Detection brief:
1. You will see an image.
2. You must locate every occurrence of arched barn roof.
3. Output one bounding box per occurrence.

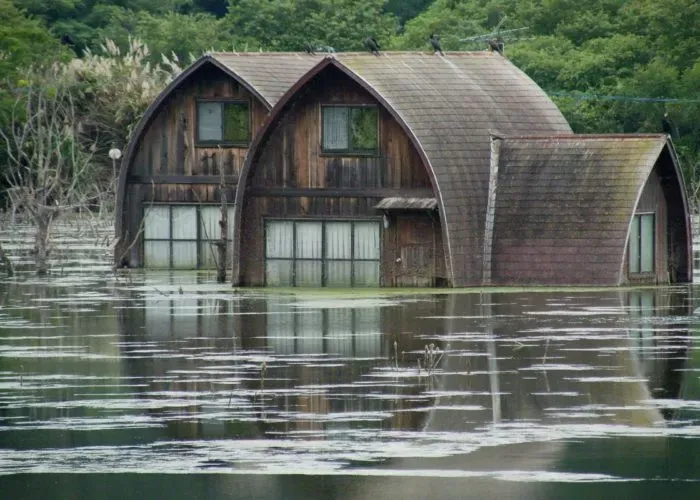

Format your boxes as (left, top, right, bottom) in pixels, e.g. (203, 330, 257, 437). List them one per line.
(490, 134, 691, 285)
(115, 53, 324, 255)
(233, 52, 572, 285)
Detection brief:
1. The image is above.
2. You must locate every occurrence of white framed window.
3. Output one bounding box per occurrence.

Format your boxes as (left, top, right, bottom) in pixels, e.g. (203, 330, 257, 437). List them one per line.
(265, 219, 381, 287)
(142, 205, 234, 269)
(629, 213, 655, 274)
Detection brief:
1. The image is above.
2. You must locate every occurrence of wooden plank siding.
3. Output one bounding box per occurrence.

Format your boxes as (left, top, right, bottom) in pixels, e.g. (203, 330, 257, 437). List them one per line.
(238, 67, 445, 286)
(623, 166, 668, 285)
(118, 65, 267, 266)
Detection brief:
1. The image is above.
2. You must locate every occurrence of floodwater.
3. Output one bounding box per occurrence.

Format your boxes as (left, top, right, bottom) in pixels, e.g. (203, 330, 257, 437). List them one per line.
(1, 224, 700, 498)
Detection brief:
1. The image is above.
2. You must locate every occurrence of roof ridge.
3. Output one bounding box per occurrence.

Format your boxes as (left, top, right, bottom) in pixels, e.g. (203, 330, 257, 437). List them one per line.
(504, 133, 667, 140)
(211, 51, 496, 57)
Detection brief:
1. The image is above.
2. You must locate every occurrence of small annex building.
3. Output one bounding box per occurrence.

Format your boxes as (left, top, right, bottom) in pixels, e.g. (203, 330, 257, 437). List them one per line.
(116, 51, 692, 287)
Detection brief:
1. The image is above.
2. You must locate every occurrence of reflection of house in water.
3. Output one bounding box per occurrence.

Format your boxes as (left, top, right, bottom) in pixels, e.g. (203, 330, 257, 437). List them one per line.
(117, 284, 693, 443)
(118, 280, 444, 438)
(347, 289, 694, 499)
(423, 291, 691, 432)
(628, 289, 692, 414)
(265, 301, 382, 358)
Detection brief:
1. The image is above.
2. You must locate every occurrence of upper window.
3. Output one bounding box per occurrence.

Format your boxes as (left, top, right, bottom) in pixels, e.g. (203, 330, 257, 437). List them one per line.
(322, 105, 378, 154)
(629, 213, 655, 274)
(197, 100, 250, 145)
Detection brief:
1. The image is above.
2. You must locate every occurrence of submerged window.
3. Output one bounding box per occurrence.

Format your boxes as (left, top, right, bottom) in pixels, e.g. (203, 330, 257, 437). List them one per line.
(629, 213, 655, 274)
(143, 205, 234, 269)
(197, 101, 250, 145)
(265, 220, 381, 287)
(322, 106, 378, 154)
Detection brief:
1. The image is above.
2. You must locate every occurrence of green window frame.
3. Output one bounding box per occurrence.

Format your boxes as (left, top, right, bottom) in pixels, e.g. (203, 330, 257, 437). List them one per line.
(321, 105, 378, 155)
(629, 213, 655, 274)
(142, 204, 234, 269)
(196, 100, 250, 146)
(264, 219, 381, 287)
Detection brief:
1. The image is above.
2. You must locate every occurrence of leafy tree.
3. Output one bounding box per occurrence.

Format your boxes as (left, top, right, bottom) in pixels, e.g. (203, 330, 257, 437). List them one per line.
(224, 0, 399, 52)
(0, 0, 67, 202)
(95, 9, 229, 60)
(61, 38, 180, 185)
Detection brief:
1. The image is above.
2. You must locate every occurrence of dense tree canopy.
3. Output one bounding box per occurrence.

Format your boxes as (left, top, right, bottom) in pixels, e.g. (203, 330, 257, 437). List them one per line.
(2, 0, 699, 205)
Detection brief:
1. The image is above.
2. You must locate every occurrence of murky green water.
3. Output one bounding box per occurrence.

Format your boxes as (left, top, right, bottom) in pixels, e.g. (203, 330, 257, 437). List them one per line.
(1, 269, 700, 498)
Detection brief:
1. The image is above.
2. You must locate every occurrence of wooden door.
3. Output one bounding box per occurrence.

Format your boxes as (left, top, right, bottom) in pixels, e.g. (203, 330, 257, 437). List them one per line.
(394, 214, 435, 287)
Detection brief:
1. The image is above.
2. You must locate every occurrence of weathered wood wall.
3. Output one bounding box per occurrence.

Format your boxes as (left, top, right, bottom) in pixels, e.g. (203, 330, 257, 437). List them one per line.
(623, 165, 668, 285)
(239, 67, 444, 286)
(120, 65, 267, 266)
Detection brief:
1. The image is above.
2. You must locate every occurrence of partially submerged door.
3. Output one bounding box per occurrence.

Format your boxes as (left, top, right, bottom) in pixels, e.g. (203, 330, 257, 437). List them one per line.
(393, 214, 435, 287)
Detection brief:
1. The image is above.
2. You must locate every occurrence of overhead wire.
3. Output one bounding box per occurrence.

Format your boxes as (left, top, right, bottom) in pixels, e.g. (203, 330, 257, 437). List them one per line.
(547, 91, 700, 104)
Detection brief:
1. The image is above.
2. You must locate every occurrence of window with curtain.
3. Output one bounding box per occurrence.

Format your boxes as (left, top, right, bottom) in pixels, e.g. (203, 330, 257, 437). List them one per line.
(197, 101, 250, 145)
(629, 213, 655, 274)
(322, 106, 378, 154)
(265, 220, 381, 287)
(142, 205, 234, 269)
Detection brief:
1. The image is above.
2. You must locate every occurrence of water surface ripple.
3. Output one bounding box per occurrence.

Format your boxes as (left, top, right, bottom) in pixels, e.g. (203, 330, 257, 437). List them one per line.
(1, 271, 700, 497)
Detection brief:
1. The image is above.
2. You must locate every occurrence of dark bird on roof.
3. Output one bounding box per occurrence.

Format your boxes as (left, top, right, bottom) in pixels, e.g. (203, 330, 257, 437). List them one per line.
(429, 34, 444, 56)
(303, 42, 315, 55)
(487, 37, 504, 55)
(364, 36, 380, 55)
(662, 112, 676, 137)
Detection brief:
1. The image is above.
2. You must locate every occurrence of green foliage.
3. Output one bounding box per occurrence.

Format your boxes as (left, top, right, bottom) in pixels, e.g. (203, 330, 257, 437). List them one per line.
(224, 0, 399, 52)
(2, 0, 700, 206)
(0, 0, 66, 119)
(350, 107, 378, 151)
(59, 38, 179, 182)
(223, 102, 249, 143)
(95, 9, 229, 61)
(392, 0, 700, 205)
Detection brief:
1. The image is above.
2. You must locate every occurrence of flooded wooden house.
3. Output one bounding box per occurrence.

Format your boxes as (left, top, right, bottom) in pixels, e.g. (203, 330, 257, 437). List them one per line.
(115, 53, 321, 269)
(117, 52, 692, 287)
(231, 53, 575, 287)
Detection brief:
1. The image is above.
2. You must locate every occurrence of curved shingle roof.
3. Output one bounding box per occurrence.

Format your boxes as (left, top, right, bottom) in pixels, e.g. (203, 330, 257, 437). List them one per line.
(233, 53, 572, 285)
(490, 134, 687, 285)
(211, 52, 325, 107)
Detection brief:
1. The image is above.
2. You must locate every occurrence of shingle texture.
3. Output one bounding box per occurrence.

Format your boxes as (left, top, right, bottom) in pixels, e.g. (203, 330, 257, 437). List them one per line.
(491, 135, 668, 285)
(233, 52, 571, 285)
(212, 52, 324, 107)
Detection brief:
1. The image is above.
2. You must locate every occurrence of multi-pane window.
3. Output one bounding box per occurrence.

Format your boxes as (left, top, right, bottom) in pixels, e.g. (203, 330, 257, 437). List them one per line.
(143, 205, 234, 269)
(629, 213, 655, 274)
(197, 101, 250, 145)
(322, 105, 378, 154)
(265, 220, 381, 287)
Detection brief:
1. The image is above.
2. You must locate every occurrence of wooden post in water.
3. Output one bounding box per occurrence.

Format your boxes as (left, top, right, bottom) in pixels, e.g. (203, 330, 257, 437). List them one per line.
(216, 149, 228, 283)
